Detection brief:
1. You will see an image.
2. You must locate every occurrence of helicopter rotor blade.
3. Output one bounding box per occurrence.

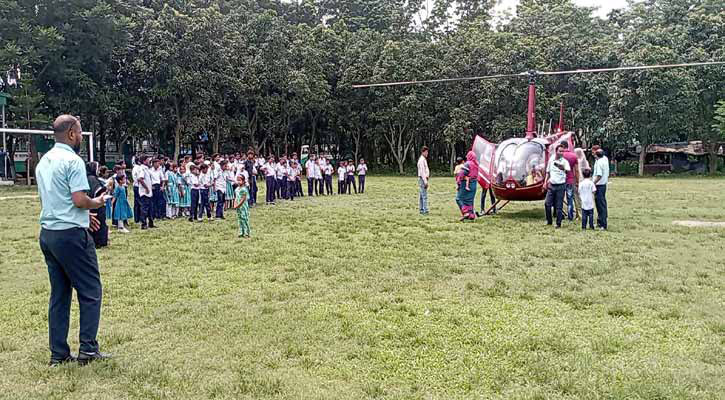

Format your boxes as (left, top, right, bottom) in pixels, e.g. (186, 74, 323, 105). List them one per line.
(535, 61, 725, 76)
(351, 72, 525, 88)
(352, 61, 725, 89)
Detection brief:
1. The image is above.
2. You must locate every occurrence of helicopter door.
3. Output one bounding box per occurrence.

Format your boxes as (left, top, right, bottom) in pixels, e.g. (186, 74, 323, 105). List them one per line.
(471, 135, 496, 187)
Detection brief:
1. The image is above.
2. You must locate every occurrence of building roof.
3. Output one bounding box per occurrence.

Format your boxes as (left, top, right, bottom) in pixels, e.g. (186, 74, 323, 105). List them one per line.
(646, 141, 705, 156)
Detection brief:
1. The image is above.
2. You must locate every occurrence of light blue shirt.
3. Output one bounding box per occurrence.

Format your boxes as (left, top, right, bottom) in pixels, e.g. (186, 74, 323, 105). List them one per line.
(593, 156, 610, 186)
(36, 143, 90, 230)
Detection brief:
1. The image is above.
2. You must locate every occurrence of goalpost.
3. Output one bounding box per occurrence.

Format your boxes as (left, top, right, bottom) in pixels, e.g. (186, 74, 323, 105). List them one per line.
(0, 128, 95, 183)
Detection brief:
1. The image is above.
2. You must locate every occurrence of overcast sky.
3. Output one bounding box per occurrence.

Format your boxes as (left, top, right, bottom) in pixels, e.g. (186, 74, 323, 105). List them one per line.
(493, 0, 631, 18)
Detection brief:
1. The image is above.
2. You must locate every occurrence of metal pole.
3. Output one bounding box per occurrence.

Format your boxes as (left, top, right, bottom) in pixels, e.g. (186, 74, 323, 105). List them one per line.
(2, 103, 6, 180)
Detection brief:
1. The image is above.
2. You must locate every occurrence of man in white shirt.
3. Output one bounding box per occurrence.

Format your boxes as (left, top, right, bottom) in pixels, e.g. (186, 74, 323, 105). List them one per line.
(150, 159, 164, 220)
(592, 145, 610, 230)
(314, 157, 324, 195)
(306, 154, 317, 196)
(214, 161, 227, 219)
(544, 144, 571, 228)
(417, 146, 430, 215)
(276, 158, 287, 200)
(137, 156, 155, 229)
(345, 159, 357, 194)
(357, 159, 368, 194)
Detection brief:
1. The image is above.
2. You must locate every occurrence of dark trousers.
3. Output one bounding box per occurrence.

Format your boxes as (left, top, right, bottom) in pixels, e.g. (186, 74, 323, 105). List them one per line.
(216, 190, 225, 218)
(40, 228, 102, 359)
(338, 179, 345, 194)
(133, 186, 141, 223)
(200, 189, 211, 218)
(250, 176, 258, 205)
(480, 187, 496, 214)
(296, 180, 304, 197)
(346, 175, 357, 194)
(287, 181, 295, 200)
(265, 176, 276, 203)
(138, 195, 154, 228)
(190, 189, 200, 220)
(152, 184, 163, 219)
(89, 208, 108, 248)
(307, 178, 316, 196)
(358, 175, 366, 193)
(582, 209, 595, 230)
(325, 175, 334, 194)
(595, 184, 608, 229)
(317, 178, 324, 195)
(545, 183, 566, 227)
(277, 179, 285, 199)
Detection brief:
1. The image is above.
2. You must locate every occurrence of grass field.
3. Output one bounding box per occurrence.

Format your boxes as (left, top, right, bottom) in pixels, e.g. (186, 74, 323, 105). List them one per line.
(1, 176, 724, 400)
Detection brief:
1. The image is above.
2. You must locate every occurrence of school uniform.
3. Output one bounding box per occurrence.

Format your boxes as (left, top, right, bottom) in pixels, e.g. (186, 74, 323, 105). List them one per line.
(346, 165, 357, 194)
(276, 163, 287, 200)
(131, 164, 143, 223)
(138, 165, 155, 228)
(188, 173, 202, 221)
(199, 172, 213, 219)
(287, 167, 297, 201)
(214, 168, 227, 219)
(244, 159, 257, 205)
(338, 166, 346, 194)
(150, 167, 164, 219)
(306, 160, 317, 196)
(295, 163, 304, 197)
(263, 162, 277, 204)
(324, 165, 334, 195)
(357, 163, 368, 193)
(314, 162, 324, 195)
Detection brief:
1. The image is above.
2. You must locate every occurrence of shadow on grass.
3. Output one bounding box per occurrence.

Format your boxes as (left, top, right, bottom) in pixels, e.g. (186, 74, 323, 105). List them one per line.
(495, 208, 542, 221)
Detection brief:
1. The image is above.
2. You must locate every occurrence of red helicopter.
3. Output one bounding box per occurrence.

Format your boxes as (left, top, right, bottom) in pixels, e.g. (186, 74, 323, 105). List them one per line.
(353, 61, 725, 214)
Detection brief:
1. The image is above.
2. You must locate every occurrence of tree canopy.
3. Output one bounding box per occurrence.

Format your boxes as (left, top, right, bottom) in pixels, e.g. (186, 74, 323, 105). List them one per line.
(1, 0, 723, 173)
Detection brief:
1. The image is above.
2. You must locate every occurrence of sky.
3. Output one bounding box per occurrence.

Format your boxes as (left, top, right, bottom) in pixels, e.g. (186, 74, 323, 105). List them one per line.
(493, 0, 631, 18)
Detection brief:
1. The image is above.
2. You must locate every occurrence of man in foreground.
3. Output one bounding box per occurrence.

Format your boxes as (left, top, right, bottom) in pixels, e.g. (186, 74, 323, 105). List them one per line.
(36, 115, 112, 366)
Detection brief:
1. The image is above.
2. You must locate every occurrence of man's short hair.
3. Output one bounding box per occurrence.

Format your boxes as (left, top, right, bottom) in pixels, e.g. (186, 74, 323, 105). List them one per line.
(558, 143, 567, 150)
(139, 155, 149, 164)
(596, 149, 605, 157)
(52, 115, 79, 138)
(421, 146, 429, 153)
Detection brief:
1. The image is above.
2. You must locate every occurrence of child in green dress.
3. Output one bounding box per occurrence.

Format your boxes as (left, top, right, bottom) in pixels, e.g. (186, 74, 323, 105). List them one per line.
(234, 174, 251, 238)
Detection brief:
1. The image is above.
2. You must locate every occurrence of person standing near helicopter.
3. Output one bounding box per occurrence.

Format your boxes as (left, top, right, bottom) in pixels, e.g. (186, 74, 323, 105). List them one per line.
(544, 144, 570, 228)
(592, 146, 609, 230)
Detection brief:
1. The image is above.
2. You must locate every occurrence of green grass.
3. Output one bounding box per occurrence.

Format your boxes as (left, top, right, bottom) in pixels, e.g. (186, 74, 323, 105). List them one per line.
(1, 176, 724, 399)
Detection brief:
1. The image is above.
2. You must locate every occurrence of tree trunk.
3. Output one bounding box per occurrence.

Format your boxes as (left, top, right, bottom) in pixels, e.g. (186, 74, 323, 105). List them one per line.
(709, 142, 718, 175)
(98, 115, 106, 165)
(173, 98, 182, 161)
(213, 120, 220, 154)
(638, 145, 646, 176)
(449, 143, 455, 174)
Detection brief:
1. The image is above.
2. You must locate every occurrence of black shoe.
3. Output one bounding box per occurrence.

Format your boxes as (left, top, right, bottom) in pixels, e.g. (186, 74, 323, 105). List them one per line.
(141, 225, 148, 230)
(49, 355, 76, 367)
(148, 225, 157, 229)
(78, 350, 112, 366)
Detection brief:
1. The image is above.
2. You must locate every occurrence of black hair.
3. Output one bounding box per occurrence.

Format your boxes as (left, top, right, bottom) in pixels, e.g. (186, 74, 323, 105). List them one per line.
(583, 168, 592, 178)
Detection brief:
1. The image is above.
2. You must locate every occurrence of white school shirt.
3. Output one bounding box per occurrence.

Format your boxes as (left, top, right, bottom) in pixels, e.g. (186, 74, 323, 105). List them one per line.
(138, 165, 153, 197)
(264, 162, 277, 177)
(287, 167, 297, 181)
(578, 178, 597, 210)
(275, 163, 287, 179)
(188, 173, 202, 190)
(357, 163, 367, 175)
(313, 162, 322, 179)
(214, 169, 227, 191)
(338, 167, 346, 181)
(150, 167, 163, 185)
(547, 157, 570, 185)
(131, 164, 142, 188)
(324, 165, 333, 176)
(199, 172, 212, 188)
(305, 160, 315, 177)
(346, 165, 355, 176)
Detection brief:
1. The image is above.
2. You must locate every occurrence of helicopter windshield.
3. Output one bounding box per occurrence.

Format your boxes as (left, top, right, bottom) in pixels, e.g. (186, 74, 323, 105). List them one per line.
(494, 139, 546, 186)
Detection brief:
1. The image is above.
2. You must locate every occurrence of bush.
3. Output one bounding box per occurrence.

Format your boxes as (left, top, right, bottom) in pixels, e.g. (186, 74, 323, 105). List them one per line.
(617, 160, 639, 176)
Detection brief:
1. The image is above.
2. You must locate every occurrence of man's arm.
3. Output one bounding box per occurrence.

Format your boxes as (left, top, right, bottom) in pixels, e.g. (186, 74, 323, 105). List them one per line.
(71, 191, 105, 210)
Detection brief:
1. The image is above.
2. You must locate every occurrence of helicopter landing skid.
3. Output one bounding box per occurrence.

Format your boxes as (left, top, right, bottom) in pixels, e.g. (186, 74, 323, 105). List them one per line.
(484, 200, 509, 216)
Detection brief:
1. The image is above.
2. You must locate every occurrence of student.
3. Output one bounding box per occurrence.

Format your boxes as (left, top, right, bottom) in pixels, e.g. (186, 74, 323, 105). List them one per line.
(263, 156, 277, 205)
(234, 175, 251, 238)
(276, 158, 287, 200)
(306, 154, 317, 196)
(346, 159, 357, 194)
(214, 161, 227, 219)
(324, 162, 334, 195)
(357, 158, 368, 194)
(578, 168, 596, 230)
(246, 152, 258, 206)
(105, 177, 114, 225)
(112, 175, 133, 233)
(165, 163, 181, 219)
(131, 158, 143, 224)
(188, 165, 202, 222)
(315, 158, 324, 195)
(337, 161, 347, 194)
(287, 161, 298, 201)
(137, 156, 155, 229)
(150, 159, 164, 220)
(178, 164, 191, 217)
(199, 164, 213, 221)
(225, 163, 235, 210)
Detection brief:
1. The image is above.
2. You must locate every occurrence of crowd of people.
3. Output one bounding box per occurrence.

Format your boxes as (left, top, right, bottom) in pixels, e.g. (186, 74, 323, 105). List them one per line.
(87, 151, 369, 241)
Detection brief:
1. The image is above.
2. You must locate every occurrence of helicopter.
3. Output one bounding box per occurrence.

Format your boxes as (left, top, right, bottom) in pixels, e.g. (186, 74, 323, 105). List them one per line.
(353, 61, 725, 214)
